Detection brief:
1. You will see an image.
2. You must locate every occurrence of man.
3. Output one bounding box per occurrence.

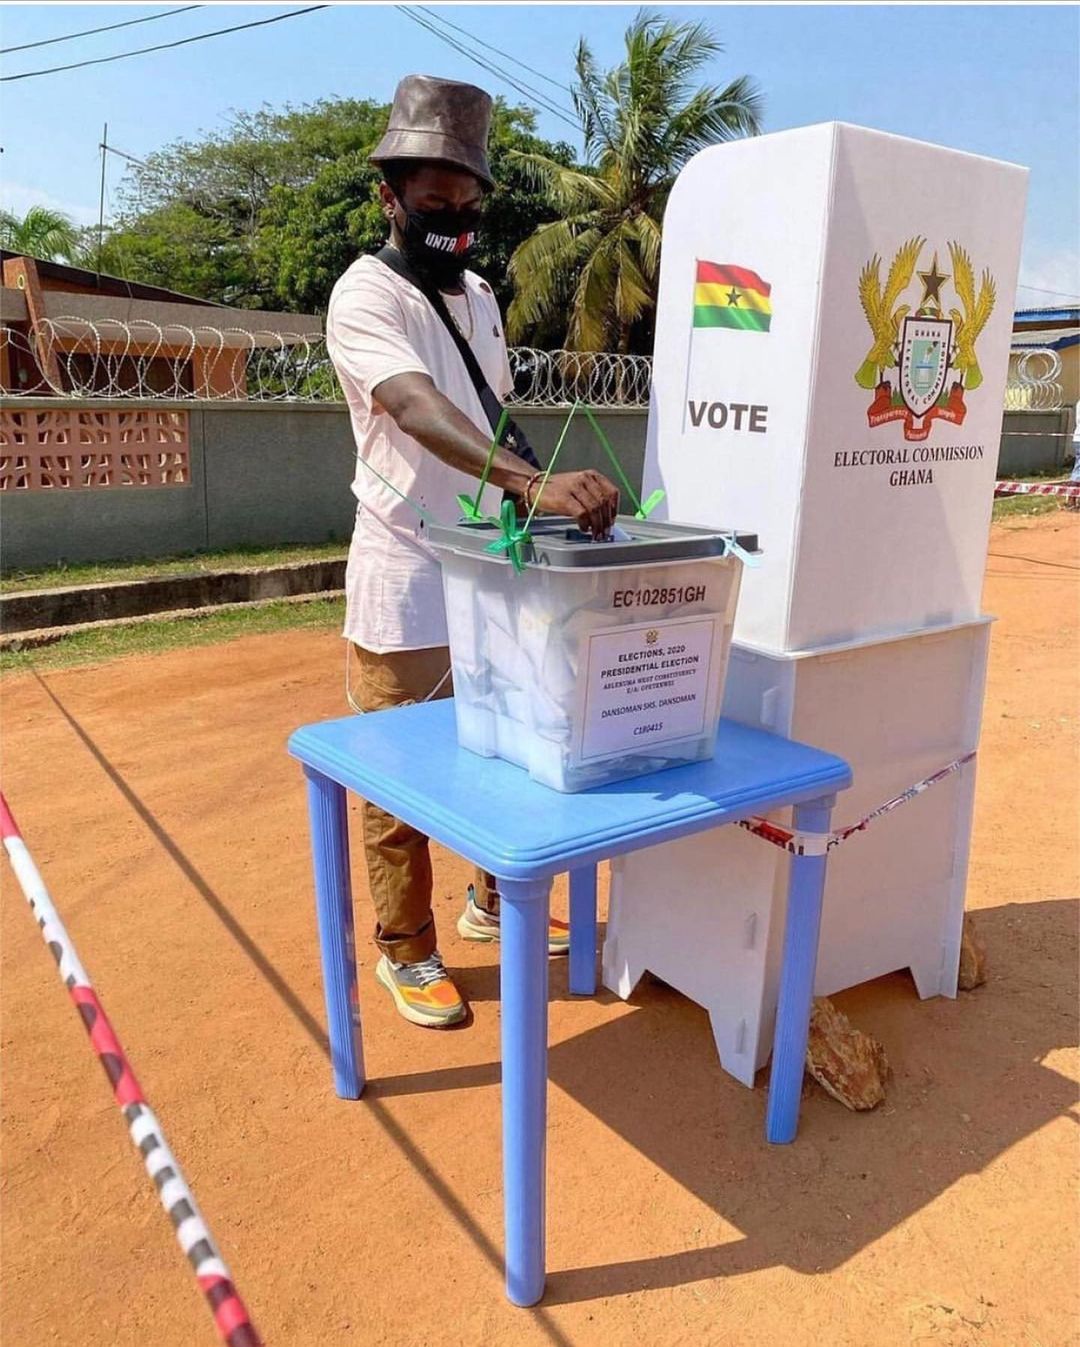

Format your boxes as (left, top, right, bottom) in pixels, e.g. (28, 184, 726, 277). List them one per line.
(326, 75, 620, 1028)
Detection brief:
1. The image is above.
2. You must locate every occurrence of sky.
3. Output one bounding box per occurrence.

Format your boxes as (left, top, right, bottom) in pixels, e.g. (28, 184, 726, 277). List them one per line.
(1, 2, 1078, 305)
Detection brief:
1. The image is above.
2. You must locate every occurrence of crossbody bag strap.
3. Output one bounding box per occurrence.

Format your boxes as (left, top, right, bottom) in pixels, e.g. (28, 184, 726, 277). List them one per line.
(373, 247, 540, 471)
(375, 246, 492, 399)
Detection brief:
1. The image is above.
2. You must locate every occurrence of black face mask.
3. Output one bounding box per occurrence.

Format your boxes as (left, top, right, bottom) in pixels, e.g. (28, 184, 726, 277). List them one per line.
(397, 204, 482, 287)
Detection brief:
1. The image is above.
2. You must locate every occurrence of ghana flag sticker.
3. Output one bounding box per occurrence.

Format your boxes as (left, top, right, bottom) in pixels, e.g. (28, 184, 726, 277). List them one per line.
(693, 260, 772, 332)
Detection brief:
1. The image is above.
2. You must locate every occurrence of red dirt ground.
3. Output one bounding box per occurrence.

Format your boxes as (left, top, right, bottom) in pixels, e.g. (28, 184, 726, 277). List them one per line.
(2, 514, 1077, 1347)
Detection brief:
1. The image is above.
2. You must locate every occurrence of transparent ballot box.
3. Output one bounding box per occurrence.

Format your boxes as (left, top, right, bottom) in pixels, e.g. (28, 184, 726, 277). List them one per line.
(430, 516, 755, 792)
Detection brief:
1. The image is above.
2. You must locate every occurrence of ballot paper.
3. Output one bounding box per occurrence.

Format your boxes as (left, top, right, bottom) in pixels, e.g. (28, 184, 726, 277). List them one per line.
(439, 553, 742, 791)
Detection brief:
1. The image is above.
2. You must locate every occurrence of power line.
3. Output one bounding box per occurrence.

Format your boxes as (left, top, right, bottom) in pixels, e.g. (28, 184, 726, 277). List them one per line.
(104, 145, 149, 170)
(414, 5, 571, 95)
(0, 5, 204, 56)
(1016, 283, 1080, 301)
(396, 7, 556, 116)
(397, 7, 574, 126)
(394, 6, 579, 132)
(1, 5, 329, 83)
(408, 6, 576, 124)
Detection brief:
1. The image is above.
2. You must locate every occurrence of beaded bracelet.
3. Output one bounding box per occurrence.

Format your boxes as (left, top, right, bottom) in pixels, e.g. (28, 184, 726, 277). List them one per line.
(523, 471, 545, 510)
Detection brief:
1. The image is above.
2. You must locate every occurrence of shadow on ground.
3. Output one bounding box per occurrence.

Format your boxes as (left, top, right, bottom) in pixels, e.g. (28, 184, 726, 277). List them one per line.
(376, 898, 1078, 1304)
(29, 668, 1079, 1316)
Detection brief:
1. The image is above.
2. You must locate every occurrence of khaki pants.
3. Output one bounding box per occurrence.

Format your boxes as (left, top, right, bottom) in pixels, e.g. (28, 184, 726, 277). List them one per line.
(351, 643, 499, 964)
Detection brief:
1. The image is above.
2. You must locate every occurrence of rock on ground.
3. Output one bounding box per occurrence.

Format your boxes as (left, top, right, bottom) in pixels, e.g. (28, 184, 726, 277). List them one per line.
(805, 996, 890, 1110)
(958, 911, 988, 990)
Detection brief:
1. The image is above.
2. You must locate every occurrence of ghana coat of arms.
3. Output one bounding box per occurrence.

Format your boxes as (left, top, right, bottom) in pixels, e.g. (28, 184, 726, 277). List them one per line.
(855, 238, 996, 442)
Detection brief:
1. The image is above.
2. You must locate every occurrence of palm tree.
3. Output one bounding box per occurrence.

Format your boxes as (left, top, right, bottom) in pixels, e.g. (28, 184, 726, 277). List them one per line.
(0, 205, 80, 262)
(507, 12, 762, 353)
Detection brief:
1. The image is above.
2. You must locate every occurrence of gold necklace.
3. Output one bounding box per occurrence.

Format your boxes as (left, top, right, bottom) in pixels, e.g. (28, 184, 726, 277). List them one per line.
(387, 243, 475, 340)
(446, 287, 474, 343)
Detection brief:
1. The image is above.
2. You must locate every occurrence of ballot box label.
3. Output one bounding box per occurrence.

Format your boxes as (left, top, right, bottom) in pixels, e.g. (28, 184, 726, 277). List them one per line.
(577, 615, 719, 762)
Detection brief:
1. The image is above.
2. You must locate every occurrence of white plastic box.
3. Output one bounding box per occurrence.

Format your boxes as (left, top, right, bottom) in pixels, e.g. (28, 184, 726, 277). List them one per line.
(430, 517, 752, 792)
(602, 618, 991, 1084)
(642, 122, 1027, 651)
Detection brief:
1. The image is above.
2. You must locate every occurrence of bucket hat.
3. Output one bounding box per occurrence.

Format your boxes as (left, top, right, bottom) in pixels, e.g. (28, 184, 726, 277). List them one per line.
(371, 75, 494, 188)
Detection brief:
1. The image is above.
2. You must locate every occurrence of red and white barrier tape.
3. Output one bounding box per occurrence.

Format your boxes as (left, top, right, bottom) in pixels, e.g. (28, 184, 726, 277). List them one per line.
(737, 751, 977, 857)
(994, 479, 1080, 500)
(0, 794, 262, 1347)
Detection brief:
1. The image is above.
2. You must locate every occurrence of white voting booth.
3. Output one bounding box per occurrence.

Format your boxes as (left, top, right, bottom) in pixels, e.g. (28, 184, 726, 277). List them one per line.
(604, 619, 992, 1084)
(602, 123, 1027, 1085)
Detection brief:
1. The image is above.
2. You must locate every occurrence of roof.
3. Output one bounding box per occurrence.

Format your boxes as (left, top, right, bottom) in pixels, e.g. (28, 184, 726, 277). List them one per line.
(0, 250, 228, 309)
(1, 250, 324, 340)
(1012, 328, 1080, 353)
(1013, 305, 1079, 332)
(32, 293, 325, 342)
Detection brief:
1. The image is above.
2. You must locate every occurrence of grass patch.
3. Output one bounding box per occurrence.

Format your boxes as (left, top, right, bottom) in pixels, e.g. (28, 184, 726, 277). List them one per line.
(1, 596, 345, 675)
(992, 467, 1074, 520)
(1, 540, 349, 594)
(1000, 465, 1076, 481)
(992, 495, 1066, 520)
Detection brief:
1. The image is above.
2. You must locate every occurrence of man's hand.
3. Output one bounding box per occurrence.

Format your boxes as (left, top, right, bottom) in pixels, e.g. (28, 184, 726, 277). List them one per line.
(372, 371, 620, 535)
(374, 370, 534, 496)
(529, 470, 619, 536)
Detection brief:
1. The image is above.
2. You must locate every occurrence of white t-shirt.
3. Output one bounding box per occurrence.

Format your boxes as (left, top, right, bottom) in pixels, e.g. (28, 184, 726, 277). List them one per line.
(326, 254, 512, 651)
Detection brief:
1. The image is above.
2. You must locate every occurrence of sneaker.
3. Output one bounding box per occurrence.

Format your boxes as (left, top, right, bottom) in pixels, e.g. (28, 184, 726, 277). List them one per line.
(374, 951, 467, 1027)
(457, 886, 570, 955)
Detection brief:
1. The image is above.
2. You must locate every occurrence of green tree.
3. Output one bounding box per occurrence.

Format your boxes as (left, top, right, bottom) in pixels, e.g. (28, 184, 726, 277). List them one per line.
(255, 149, 385, 314)
(255, 100, 575, 315)
(0, 206, 80, 262)
(80, 205, 251, 300)
(119, 99, 387, 229)
(91, 97, 576, 315)
(507, 11, 763, 353)
(471, 105, 576, 319)
(103, 99, 389, 306)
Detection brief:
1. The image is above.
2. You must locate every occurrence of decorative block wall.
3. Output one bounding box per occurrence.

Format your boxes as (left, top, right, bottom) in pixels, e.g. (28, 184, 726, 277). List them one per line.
(0, 407, 190, 490)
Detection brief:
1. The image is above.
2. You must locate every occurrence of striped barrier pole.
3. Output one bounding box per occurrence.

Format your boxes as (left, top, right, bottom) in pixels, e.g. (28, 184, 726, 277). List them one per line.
(994, 479, 1080, 501)
(0, 793, 262, 1347)
(737, 751, 977, 856)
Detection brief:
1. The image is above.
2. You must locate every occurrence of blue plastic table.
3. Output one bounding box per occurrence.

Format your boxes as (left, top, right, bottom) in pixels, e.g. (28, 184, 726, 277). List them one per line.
(289, 700, 851, 1306)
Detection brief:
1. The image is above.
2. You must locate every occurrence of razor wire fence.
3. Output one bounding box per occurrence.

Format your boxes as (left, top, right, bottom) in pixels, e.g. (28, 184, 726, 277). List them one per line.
(507, 347, 653, 408)
(0, 316, 1066, 412)
(1, 318, 653, 408)
(1003, 347, 1067, 411)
